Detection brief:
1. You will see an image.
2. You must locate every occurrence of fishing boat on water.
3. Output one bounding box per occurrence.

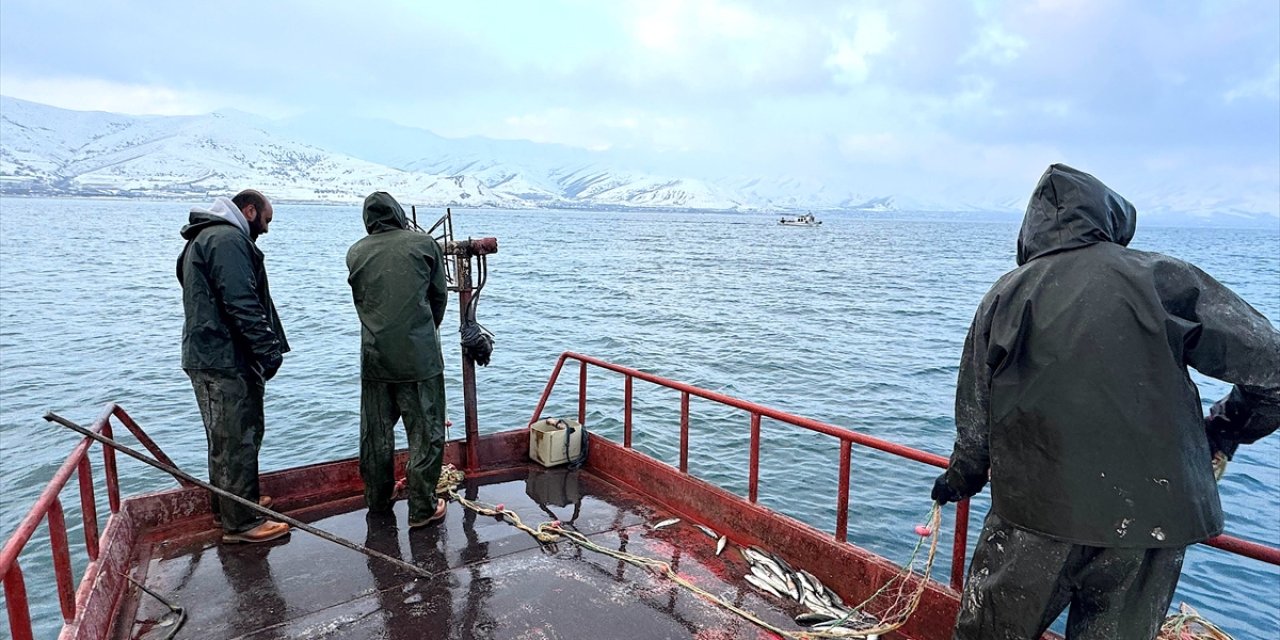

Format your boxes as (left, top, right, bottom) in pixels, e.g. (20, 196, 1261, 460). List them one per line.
(780, 213, 822, 226)
(3, 215, 1275, 640)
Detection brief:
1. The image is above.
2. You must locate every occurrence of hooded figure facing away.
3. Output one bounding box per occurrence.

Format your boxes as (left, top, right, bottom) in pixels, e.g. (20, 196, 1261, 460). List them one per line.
(933, 165, 1279, 639)
(347, 192, 450, 528)
(178, 190, 291, 544)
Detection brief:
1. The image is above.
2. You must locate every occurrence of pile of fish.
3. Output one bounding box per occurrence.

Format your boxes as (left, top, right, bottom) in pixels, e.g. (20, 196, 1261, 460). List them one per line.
(651, 518, 879, 638)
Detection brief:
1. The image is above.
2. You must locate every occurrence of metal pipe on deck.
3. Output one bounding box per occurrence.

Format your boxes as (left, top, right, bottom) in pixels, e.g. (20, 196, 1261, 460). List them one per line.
(440, 236, 498, 472)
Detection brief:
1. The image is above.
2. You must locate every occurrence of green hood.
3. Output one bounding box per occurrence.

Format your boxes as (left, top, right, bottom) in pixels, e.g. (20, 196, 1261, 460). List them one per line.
(362, 191, 409, 234)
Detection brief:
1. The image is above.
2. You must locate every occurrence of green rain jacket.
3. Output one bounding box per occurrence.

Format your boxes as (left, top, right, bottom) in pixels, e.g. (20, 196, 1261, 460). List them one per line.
(347, 192, 450, 382)
(177, 197, 289, 373)
(942, 164, 1280, 548)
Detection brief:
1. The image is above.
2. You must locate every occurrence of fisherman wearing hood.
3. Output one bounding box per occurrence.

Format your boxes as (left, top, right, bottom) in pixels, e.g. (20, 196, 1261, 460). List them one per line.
(177, 189, 291, 544)
(933, 165, 1279, 639)
(347, 192, 450, 528)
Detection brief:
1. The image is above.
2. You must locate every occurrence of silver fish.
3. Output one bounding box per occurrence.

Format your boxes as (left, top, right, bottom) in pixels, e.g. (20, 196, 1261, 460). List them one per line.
(744, 573, 786, 599)
(694, 524, 718, 539)
(715, 535, 727, 556)
(651, 517, 680, 530)
(741, 547, 768, 565)
(794, 611, 839, 627)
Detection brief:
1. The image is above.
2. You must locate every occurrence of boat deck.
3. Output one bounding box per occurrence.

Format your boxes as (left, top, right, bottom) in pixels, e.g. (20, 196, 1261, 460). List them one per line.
(122, 465, 887, 640)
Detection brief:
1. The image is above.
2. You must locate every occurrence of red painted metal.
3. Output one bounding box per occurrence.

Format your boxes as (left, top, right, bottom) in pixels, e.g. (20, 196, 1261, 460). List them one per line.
(748, 413, 760, 503)
(48, 499, 76, 623)
(524, 351, 1280, 593)
(457, 256, 481, 471)
(679, 391, 690, 473)
(623, 375, 633, 448)
(6, 354, 1278, 640)
(836, 441, 851, 542)
(110, 406, 190, 486)
(577, 360, 587, 426)
(76, 457, 100, 561)
(527, 356, 567, 427)
(0, 403, 184, 640)
(101, 419, 120, 514)
(951, 499, 971, 590)
(4, 561, 33, 640)
(1205, 533, 1280, 565)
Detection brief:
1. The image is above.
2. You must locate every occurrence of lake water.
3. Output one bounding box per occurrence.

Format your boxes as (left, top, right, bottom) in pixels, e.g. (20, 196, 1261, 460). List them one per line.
(1, 197, 1277, 638)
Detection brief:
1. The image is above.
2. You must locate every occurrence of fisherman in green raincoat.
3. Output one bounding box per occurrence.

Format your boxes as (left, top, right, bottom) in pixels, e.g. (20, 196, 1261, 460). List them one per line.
(347, 191, 450, 528)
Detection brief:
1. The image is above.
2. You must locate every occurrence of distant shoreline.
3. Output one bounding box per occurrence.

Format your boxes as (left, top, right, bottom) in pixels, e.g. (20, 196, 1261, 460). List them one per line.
(1, 192, 1277, 230)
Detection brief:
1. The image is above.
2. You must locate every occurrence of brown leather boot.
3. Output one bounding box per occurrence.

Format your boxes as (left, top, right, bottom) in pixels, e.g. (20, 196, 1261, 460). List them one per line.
(258, 495, 273, 509)
(409, 498, 447, 529)
(222, 520, 291, 544)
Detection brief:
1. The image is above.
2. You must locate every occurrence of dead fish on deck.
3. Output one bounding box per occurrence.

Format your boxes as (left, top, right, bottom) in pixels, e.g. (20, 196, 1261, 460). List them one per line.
(651, 517, 681, 530)
(744, 573, 787, 599)
(715, 535, 728, 556)
(694, 524, 718, 539)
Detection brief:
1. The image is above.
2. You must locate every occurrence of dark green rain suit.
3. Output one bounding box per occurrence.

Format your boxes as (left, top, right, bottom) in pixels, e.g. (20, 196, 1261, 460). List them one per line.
(938, 165, 1280, 639)
(347, 192, 450, 523)
(177, 196, 289, 534)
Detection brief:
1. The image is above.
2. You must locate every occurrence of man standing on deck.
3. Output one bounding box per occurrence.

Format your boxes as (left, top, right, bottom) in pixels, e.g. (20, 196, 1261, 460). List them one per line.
(178, 190, 291, 544)
(347, 191, 450, 528)
(932, 164, 1280, 639)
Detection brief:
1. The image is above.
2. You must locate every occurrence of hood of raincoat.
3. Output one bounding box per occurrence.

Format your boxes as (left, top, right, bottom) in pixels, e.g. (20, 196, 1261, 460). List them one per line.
(362, 191, 409, 234)
(183, 196, 251, 239)
(1016, 164, 1137, 266)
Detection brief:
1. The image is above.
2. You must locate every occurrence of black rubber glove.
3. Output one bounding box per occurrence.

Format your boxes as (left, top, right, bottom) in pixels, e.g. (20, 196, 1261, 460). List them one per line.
(1204, 414, 1240, 461)
(256, 352, 283, 382)
(931, 473, 964, 506)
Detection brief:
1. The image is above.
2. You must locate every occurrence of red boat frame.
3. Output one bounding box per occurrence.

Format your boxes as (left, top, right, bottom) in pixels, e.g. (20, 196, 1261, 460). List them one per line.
(4, 352, 1279, 640)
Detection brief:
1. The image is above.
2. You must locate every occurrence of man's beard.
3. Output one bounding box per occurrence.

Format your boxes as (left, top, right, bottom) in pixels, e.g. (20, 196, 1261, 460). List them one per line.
(250, 219, 266, 240)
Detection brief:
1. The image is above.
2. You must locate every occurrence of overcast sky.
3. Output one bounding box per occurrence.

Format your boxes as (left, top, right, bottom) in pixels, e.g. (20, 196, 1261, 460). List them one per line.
(2, 0, 1278, 205)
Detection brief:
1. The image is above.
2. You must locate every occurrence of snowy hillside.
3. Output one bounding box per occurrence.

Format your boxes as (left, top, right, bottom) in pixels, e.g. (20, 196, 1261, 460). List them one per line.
(1, 96, 1277, 226)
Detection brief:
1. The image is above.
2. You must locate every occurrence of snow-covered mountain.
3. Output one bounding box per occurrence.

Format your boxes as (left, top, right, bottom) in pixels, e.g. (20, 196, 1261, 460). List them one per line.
(1, 96, 1277, 227)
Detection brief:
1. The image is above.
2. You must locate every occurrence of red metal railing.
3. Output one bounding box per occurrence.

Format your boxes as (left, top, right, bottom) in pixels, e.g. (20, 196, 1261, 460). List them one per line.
(528, 352, 1280, 592)
(1, 404, 182, 640)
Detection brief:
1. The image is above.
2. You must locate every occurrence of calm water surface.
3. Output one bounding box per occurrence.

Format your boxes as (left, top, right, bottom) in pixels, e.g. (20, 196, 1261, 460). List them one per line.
(1, 197, 1277, 638)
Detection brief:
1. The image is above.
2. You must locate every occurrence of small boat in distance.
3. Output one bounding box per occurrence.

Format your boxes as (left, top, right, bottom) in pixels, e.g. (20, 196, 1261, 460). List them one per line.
(779, 212, 821, 226)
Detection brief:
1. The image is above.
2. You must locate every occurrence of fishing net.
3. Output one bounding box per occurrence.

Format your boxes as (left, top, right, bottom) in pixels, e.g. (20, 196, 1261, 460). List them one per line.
(1158, 603, 1235, 640)
(447, 487, 943, 639)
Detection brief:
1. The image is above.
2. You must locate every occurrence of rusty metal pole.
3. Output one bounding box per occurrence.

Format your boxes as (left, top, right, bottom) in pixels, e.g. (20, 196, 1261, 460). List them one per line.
(456, 254, 480, 471)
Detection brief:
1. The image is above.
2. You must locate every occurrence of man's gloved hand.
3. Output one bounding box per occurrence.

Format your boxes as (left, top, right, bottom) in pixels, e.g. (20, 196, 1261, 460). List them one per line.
(931, 473, 965, 506)
(257, 352, 283, 382)
(1204, 414, 1240, 461)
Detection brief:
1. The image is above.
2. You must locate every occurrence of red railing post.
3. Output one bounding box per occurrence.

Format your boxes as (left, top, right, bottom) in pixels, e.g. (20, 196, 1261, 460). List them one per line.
(4, 562, 34, 640)
(111, 406, 191, 485)
(77, 457, 100, 561)
(836, 441, 851, 542)
(101, 420, 121, 514)
(951, 499, 971, 590)
(578, 361, 588, 426)
(528, 354, 569, 426)
(679, 392, 690, 473)
(623, 375, 633, 448)
(748, 413, 761, 503)
(47, 499, 77, 623)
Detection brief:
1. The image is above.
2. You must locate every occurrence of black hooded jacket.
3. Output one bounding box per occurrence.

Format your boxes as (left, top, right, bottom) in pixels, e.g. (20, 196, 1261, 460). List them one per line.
(176, 208, 288, 373)
(346, 192, 449, 382)
(943, 164, 1280, 547)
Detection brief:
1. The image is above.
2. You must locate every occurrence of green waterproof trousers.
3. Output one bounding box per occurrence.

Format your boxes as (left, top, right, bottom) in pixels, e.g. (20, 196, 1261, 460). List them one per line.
(360, 375, 446, 522)
(953, 511, 1185, 640)
(188, 368, 265, 534)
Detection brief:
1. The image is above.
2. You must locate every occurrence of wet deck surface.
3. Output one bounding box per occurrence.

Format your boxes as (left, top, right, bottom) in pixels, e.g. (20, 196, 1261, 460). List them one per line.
(124, 465, 851, 639)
